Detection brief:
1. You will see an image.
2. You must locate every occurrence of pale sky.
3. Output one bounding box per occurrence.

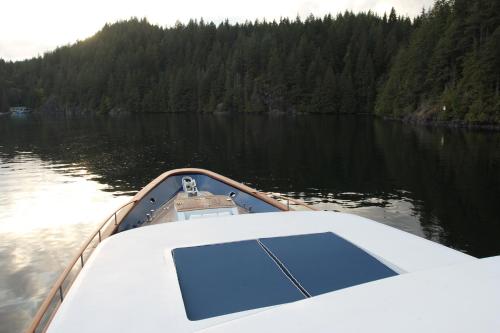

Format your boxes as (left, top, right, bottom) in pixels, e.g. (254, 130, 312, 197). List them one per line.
(0, 0, 433, 61)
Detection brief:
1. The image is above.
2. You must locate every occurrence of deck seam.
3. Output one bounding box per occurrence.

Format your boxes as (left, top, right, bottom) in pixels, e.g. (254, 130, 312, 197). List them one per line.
(256, 239, 312, 298)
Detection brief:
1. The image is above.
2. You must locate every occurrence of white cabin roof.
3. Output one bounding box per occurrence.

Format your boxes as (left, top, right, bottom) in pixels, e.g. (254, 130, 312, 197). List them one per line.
(47, 211, 496, 333)
(202, 255, 500, 333)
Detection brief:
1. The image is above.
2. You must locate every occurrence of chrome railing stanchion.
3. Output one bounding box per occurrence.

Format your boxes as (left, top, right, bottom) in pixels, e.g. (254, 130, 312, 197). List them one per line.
(58, 286, 64, 302)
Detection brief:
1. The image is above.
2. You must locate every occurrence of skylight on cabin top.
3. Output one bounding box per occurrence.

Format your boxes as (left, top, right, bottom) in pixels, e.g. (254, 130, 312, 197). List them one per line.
(171, 232, 397, 321)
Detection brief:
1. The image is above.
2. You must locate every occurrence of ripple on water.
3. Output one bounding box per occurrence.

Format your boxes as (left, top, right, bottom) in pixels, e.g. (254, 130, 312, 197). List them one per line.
(0, 153, 131, 333)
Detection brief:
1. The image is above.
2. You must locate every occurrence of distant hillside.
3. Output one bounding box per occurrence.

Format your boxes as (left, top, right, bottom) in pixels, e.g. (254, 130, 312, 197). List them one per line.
(0, 0, 498, 125)
(0, 12, 412, 115)
(376, 0, 500, 125)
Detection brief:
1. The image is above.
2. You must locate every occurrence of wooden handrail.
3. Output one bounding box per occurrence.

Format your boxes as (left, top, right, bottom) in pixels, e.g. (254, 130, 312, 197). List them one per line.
(127, 168, 290, 212)
(26, 200, 138, 333)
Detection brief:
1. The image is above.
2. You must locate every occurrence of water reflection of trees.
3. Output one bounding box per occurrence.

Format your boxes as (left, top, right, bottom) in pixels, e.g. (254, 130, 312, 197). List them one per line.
(0, 114, 499, 256)
(373, 120, 500, 256)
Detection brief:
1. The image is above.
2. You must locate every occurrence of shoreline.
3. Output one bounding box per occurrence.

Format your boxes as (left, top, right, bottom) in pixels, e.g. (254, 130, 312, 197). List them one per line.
(382, 115, 500, 132)
(12, 107, 500, 131)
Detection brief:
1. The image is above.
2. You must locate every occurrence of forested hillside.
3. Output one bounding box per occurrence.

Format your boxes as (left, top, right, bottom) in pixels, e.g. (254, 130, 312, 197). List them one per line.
(0, 11, 412, 114)
(0, 0, 498, 125)
(376, 0, 500, 124)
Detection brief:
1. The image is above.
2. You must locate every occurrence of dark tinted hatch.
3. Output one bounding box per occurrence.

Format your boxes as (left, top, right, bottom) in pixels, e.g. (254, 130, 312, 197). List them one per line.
(259, 232, 397, 296)
(172, 240, 305, 320)
(172, 232, 397, 321)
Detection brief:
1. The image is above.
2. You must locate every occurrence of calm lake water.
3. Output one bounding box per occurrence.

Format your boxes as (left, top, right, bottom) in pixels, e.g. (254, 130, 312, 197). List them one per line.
(1, 113, 499, 332)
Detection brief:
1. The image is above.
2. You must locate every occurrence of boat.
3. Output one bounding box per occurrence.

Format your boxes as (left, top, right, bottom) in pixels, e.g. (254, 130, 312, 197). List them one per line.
(10, 106, 32, 114)
(9, 106, 32, 118)
(27, 168, 500, 332)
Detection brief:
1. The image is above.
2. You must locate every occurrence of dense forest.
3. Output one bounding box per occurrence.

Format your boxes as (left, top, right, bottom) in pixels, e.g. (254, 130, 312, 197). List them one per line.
(376, 0, 500, 124)
(0, 11, 413, 115)
(0, 0, 498, 124)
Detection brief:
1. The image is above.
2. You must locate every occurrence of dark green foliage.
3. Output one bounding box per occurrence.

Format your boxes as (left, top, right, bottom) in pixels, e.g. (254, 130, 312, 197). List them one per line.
(376, 0, 500, 124)
(4, 0, 496, 123)
(1, 14, 412, 114)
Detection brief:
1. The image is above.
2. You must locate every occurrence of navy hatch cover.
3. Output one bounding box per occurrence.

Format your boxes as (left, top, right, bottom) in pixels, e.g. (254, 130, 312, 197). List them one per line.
(172, 232, 397, 321)
(259, 232, 398, 296)
(172, 239, 305, 320)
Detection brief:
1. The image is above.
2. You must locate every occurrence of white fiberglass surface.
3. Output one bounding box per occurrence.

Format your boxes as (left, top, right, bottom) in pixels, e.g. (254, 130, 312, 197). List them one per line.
(46, 211, 474, 333)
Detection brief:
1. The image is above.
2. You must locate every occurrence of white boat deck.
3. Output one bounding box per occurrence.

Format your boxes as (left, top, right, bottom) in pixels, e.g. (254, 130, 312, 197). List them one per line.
(46, 211, 498, 333)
